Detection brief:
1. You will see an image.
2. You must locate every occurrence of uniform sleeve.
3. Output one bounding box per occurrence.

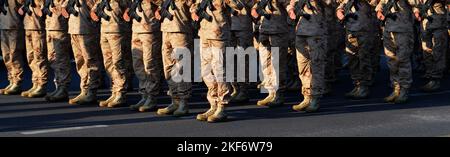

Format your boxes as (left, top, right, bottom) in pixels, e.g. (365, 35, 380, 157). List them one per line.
(336, 0, 349, 10)
(91, 0, 101, 12)
(120, 0, 131, 10)
(374, 0, 385, 12)
(189, 0, 200, 13)
(252, 0, 260, 9)
(407, 0, 419, 13)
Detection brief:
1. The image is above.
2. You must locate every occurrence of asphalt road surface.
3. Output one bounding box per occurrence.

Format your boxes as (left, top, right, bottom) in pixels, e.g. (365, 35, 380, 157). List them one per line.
(1, 57, 450, 137)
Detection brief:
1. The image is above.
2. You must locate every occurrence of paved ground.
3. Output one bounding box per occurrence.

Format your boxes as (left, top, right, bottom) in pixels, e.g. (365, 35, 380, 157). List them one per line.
(1, 56, 450, 137)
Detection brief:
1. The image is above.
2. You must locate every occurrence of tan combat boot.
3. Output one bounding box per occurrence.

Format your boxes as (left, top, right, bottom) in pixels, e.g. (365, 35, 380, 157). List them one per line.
(130, 95, 147, 111)
(45, 86, 69, 102)
(267, 92, 284, 108)
(157, 99, 179, 115)
(293, 95, 311, 111)
(352, 85, 369, 99)
(197, 100, 217, 121)
(394, 88, 409, 104)
(69, 90, 97, 105)
(107, 92, 127, 108)
(138, 96, 157, 112)
(4, 83, 22, 95)
(173, 99, 189, 117)
(345, 86, 359, 98)
(257, 92, 275, 106)
(384, 83, 400, 103)
(21, 84, 37, 97)
(27, 85, 46, 98)
(305, 96, 320, 113)
(0, 84, 13, 95)
(99, 94, 116, 107)
(421, 80, 440, 92)
(230, 87, 249, 103)
(207, 103, 227, 123)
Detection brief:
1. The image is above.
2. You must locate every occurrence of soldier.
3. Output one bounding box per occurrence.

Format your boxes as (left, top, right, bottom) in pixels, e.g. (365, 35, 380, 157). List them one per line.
(415, 0, 448, 92)
(90, 0, 131, 108)
(155, 0, 194, 117)
(61, 0, 102, 105)
(251, 0, 289, 107)
(124, 0, 163, 112)
(191, 0, 242, 122)
(336, 0, 379, 99)
(229, 0, 254, 103)
(285, 23, 300, 91)
(323, 0, 344, 95)
(0, 0, 26, 95)
(18, 0, 49, 98)
(376, 0, 417, 104)
(287, 0, 328, 112)
(40, 0, 72, 102)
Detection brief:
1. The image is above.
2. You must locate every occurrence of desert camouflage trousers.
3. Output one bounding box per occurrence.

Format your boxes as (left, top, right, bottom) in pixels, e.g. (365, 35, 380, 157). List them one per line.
(47, 31, 71, 88)
(421, 28, 448, 79)
(71, 34, 101, 91)
(296, 35, 327, 96)
(258, 33, 288, 93)
(25, 30, 48, 86)
(383, 31, 414, 89)
(132, 32, 163, 97)
(1, 29, 25, 84)
(200, 39, 232, 105)
(162, 32, 193, 99)
(100, 33, 131, 94)
(345, 31, 377, 86)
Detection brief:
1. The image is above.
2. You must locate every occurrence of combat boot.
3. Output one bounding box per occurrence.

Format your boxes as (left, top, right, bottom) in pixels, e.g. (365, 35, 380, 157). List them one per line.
(207, 104, 227, 123)
(345, 86, 359, 98)
(107, 92, 127, 108)
(293, 95, 311, 111)
(21, 84, 37, 97)
(394, 88, 409, 104)
(197, 100, 217, 121)
(27, 85, 46, 98)
(266, 92, 284, 108)
(421, 80, 440, 92)
(352, 85, 369, 99)
(257, 92, 275, 106)
(157, 99, 179, 115)
(173, 99, 189, 117)
(69, 90, 97, 105)
(305, 96, 320, 113)
(230, 88, 249, 103)
(4, 83, 22, 95)
(138, 96, 157, 112)
(0, 84, 13, 95)
(130, 95, 147, 111)
(99, 94, 116, 107)
(384, 83, 400, 103)
(45, 86, 69, 102)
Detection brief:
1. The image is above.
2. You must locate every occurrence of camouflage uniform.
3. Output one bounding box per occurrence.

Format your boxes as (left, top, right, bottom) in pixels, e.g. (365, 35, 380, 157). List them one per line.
(22, 0, 49, 89)
(376, 0, 417, 103)
(253, 0, 289, 106)
(46, 0, 71, 90)
(93, 0, 131, 103)
(324, 0, 343, 87)
(66, 0, 102, 102)
(415, 0, 448, 80)
(161, 0, 194, 100)
(130, 0, 162, 100)
(191, 0, 242, 122)
(289, 0, 328, 97)
(337, 0, 378, 95)
(0, 0, 26, 93)
(229, 0, 254, 101)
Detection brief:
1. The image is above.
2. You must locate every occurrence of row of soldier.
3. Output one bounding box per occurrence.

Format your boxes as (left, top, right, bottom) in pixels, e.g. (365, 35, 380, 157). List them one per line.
(0, 0, 449, 123)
